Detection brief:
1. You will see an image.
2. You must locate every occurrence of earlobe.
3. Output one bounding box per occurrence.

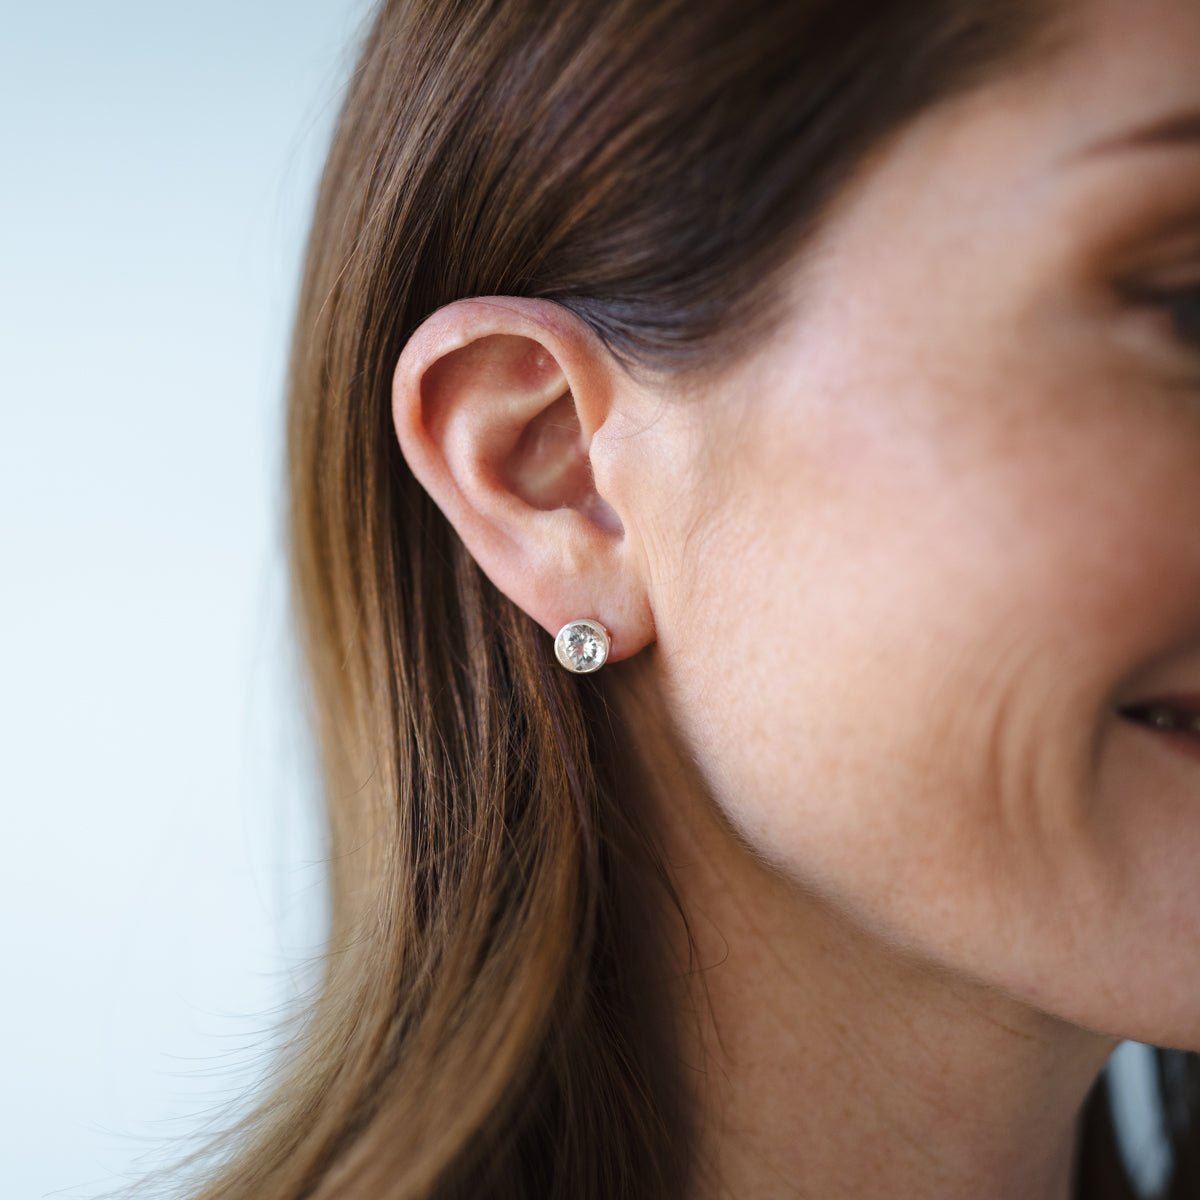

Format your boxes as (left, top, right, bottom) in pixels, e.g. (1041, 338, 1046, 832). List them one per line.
(390, 296, 654, 663)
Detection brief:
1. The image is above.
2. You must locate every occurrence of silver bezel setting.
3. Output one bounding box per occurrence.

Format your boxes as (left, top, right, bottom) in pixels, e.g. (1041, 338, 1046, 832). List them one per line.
(554, 619, 611, 673)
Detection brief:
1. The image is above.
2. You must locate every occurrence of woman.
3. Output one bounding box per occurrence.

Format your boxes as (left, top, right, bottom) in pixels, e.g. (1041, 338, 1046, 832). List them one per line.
(126, 0, 1200, 1196)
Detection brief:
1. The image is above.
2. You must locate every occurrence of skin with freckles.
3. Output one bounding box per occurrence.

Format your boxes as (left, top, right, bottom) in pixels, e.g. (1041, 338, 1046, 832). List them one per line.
(392, 1, 1200, 1195)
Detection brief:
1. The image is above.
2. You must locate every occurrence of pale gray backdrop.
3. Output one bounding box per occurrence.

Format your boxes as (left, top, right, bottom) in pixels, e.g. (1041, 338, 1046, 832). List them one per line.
(1, 2, 370, 1195)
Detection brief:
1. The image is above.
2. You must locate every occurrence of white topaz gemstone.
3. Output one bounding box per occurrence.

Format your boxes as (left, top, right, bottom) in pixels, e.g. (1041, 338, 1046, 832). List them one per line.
(554, 619, 610, 673)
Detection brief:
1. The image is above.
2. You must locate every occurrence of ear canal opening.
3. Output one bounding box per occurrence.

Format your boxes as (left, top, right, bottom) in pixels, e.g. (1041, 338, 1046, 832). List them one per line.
(503, 390, 622, 534)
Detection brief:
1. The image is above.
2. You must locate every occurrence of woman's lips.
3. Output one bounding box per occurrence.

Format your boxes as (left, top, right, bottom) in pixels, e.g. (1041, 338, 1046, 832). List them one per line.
(1125, 725, 1200, 768)
(1124, 693, 1200, 721)
(1117, 697, 1200, 767)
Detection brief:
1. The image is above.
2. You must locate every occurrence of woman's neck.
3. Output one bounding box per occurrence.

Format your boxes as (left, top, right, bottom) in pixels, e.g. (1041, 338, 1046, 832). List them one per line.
(609, 662, 1119, 1200)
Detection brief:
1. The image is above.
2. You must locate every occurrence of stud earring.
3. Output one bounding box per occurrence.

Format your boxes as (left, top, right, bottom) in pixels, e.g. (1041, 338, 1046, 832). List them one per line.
(554, 618, 611, 673)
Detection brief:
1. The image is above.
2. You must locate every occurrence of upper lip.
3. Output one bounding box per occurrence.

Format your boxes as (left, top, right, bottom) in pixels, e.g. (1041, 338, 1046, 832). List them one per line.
(1117, 692, 1200, 718)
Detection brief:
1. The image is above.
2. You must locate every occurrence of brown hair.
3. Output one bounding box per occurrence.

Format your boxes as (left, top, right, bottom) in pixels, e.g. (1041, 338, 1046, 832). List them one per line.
(113, 1, 1200, 1196)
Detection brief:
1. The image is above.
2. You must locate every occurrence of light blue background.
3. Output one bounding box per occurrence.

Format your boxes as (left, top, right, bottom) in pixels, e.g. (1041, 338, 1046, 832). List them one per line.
(1, 3, 370, 1195)
(0, 3, 1176, 1199)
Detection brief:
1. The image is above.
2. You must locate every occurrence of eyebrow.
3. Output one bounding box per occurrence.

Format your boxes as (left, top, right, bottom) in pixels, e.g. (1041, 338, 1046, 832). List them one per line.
(1069, 108, 1200, 163)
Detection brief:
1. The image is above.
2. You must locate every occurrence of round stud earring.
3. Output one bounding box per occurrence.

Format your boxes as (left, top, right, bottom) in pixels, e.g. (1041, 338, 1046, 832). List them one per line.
(554, 618, 611, 673)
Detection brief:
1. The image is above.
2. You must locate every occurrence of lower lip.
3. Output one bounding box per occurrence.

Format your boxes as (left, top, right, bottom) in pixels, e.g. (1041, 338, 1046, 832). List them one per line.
(1120, 718, 1200, 766)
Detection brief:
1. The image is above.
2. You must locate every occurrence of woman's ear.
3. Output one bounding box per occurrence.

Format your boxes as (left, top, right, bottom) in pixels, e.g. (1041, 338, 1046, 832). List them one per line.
(391, 295, 655, 664)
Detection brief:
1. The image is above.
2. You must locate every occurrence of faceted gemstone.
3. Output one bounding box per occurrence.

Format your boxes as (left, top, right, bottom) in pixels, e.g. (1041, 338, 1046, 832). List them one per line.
(554, 620, 609, 673)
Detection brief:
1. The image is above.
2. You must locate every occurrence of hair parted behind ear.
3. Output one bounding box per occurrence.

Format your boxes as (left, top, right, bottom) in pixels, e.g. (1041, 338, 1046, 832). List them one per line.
(101, 1, 1200, 1198)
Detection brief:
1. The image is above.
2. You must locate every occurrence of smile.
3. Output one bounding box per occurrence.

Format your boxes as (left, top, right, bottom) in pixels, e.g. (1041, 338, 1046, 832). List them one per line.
(1118, 700, 1200, 766)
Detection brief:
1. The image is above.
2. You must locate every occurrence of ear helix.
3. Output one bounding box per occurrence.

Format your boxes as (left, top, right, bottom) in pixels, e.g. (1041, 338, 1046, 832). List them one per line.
(553, 619, 611, 673)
